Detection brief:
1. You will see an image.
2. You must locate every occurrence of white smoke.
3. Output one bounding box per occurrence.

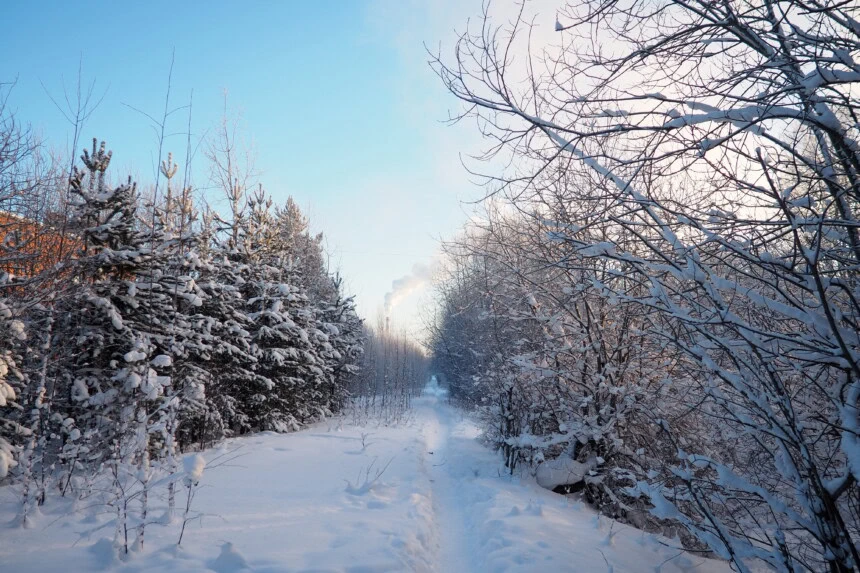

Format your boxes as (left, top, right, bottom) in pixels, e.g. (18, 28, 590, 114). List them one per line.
(384, 261, 438, 315)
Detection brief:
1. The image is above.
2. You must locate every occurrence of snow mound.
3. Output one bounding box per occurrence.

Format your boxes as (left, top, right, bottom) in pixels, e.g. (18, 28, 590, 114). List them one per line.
(536, 456, 589, 489)
(209, 542, 250, 573)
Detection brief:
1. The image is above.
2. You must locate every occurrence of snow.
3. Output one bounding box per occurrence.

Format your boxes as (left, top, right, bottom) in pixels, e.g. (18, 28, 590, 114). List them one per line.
(9, 319, 25, 340)
(0, 438, 16, 478)
(0, 391, 730, 572)
(209, 542, 250, 573)
(183, 453, 206, 485)
(535, 456, 589, 489)
(0, 380, 15, 406)
(151, 354, 173, 368)
(71, 379, 90, 401)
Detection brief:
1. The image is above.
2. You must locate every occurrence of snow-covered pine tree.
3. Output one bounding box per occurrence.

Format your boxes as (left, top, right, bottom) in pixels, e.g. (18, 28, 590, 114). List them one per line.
(236, 188, 335, 430)
(189, 204, 260, 440)
(0, 292, 26, 482)
(274, 197, 332, 301)
(140, 152, 211, 524)
(50, 140, 180, 552)
(316, 275, 364, 411)
(273, 200, 363, 412)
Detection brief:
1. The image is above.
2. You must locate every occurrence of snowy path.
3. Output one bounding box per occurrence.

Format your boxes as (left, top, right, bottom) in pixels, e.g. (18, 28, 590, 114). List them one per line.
(420, 401, 479, 573)
(0, 394, 730, 573)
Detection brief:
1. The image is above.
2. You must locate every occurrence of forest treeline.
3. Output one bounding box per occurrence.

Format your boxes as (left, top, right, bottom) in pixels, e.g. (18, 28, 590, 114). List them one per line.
(428, 1, 860, 571)
(0, 94, 427, 550)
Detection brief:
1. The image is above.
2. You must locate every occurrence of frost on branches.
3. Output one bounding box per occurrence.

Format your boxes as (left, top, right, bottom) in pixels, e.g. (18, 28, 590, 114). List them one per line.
(431, 0, 860, 570)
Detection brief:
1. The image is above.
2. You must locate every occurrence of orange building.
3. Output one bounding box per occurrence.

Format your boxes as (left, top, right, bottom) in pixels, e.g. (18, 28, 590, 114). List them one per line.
(0, 212, 79, 280)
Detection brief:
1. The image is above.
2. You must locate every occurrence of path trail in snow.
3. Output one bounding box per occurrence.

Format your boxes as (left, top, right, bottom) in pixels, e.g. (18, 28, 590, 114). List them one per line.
(0, 389, 731, 573)
(420, 399, 477, 573)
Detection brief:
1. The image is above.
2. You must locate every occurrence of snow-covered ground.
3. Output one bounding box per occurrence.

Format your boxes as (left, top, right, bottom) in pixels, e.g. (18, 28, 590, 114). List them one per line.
(0, 389, 730, 572)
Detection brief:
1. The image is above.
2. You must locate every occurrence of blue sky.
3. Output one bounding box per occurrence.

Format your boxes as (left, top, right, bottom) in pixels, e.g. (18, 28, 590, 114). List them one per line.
(2, 1, 557, 335)
(1, 1, 479, 334)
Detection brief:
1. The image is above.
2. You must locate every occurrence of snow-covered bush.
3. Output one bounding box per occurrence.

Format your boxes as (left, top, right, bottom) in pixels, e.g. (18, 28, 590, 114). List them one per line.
(432, 0, 860, 568)
(429, 214, 675, 530)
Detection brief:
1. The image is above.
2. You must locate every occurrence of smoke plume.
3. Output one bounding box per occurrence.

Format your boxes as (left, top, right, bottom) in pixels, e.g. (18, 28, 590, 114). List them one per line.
(383, 261, 438, 315)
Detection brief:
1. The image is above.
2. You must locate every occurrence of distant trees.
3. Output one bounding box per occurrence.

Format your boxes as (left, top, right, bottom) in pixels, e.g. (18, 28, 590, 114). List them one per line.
(431, 0, 860, 570)
(349, 322, 429, 425)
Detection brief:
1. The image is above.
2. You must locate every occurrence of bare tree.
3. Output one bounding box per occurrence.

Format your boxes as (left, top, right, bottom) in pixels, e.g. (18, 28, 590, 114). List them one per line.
(432, 1, 860, 570)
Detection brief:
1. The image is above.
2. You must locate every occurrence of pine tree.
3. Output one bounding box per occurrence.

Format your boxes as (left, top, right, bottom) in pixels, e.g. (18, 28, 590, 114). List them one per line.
(273, 198, 364, 412)
(236, 188, 335, 430)
(0, 293, 26, 480)
(50, 141, 180, 552)
(316, 276, 364, 411)
(189, 204, 259, 439)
